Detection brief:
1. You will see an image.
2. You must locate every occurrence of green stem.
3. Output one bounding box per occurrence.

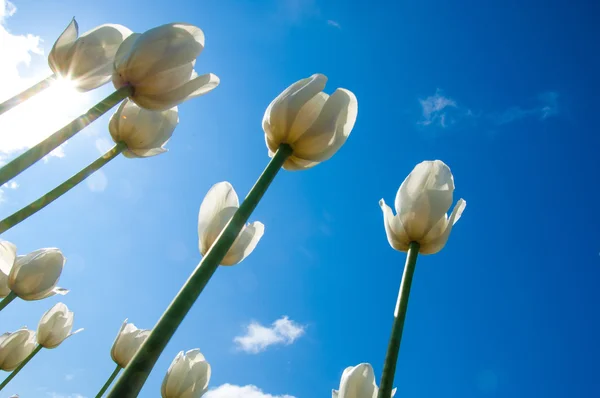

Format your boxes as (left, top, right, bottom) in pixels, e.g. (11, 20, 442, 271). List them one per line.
(0, 85, 132, 186)
(377, 241, 420, 398)
(107, 144, 293, 398)
(0, 344, 42, 390)
(0, 74, 55, 116)
(0, 292, 17, 312)
(95, 365, 121, 398)
(0, 143, 126, 234)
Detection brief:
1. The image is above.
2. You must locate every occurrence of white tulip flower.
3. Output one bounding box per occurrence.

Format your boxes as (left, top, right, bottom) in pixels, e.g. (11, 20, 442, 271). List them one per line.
(0, 328, 37, 371)
(332, 363, 396, 398)
(8, 248, 68, 301)
(263, 73, 358, 171)
(198, 182, 265, 266)
(109, 99, 179, 158)
(161, 349, 211, 398)
(37, 303, 83, 349)
(110, 319, 150, 368)
(49, 18, 133, 91)
(113, 23, 220, 110)
(380, 160, 466, 255)
(0, 241, 17, 298)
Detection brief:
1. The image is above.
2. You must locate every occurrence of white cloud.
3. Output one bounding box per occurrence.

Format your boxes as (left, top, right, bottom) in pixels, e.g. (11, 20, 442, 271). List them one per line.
(205, 384, 295, 398)
(494, 91, 559, 125)
(47, 393, 86, 398)
(64, 374, 74, 381)
(0, 1, 93, 163)
(234, 316, 306, 354)
(95, 138, 113, 154)
(418, 89, 559, 129)
(327, 20, 342, 29)
(277, 0, 320, 24)
(0, 179, 19, 202)
(86, 170, 108, 192)
(418, 89, 458, 127)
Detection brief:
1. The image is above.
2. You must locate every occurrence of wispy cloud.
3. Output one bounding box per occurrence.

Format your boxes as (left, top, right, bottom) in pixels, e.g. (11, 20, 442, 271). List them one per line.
(327, 20, 341, 29)
(0, 179, 19, 203)
(418, 88, 560, 129)
(493, 91, 559, 125)
(418, 89, 460, 127)
(47, 393, 87, 398)
(64, 374, 74, 381)
(234, 316, 306, 354)
(205, 384, 296, 398)
(276, 0, 320, 24)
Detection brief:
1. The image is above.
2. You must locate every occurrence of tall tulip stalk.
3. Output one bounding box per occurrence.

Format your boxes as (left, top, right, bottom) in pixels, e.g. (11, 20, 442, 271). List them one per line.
(0, 100, 179, 234)
(107, 73, 358, 397)
(376, 160, 466, 398)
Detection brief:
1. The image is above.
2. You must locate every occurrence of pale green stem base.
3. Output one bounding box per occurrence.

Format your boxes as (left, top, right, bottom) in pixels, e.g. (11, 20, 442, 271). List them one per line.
(0, 74, 55, 116)
(0, 143, 126, 234)
(107, 144, 293, 398)
(0, 344, 42, 390)
(0, 85, 132, 186)
(377, 241, 420, 398)
(95, 365, 121, 398)
(0, 292, 17, 313)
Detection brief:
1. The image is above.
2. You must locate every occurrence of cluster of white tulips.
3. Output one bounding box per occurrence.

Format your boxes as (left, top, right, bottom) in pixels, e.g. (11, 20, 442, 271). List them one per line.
(0, 13, 465, 398)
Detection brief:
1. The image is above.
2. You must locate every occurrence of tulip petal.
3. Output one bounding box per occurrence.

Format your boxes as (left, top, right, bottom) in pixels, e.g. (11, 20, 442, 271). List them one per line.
(264, 74, 328, 148)
(380, 199, 410, 252)
(420, 199, 466, 255)
(288, 92, 329, 144)
(292, 88, 358, 163)
(0, 241, 16, 275)
(134, 72, 220, 111)
(0, 241, 16, 298)
(221, 221, 265, 266)
(198, 182, 239, 255)
(48, 18, 79, 74)
(8, 248, 66, 301)
(395, 160, 455, 240)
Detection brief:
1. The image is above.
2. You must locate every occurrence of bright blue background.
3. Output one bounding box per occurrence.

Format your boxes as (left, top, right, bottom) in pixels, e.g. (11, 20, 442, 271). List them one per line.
(1, 0, 600, 397)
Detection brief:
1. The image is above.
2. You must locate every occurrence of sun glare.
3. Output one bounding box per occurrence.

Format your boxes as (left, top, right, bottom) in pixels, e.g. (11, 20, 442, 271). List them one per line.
(0, 76, 93, 159)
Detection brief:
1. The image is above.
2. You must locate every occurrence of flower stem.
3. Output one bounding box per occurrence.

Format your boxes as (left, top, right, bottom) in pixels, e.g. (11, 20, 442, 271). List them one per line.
(0, 143, 126, 234)
(0, 85, 132, 186)
(0, 74, 55, 116)
(107, 144, 293, 398)
(0, 291, 17, 312)
(95, 365, 121, 398)
(0, 344, 43, 390)
(377, 241, 420, 398)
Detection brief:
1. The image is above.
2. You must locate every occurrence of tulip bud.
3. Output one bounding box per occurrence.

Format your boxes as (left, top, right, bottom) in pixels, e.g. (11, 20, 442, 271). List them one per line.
(7, 248, 69, 301)
(380, 160, 466, 255)
(37, 303, 83, 349)
(263, 73, 358, 171)
(0, 328, 37, 371)
(110, 319, 150, 368)
(113, 23, 220, 111)
(49, 18, 133, 91)
(0, 241, 17, 298)
(108, 99, 179, 158)
(161, 349, 211, 398)
(197, 182, 265, 266)
(332, 363, 396, 398)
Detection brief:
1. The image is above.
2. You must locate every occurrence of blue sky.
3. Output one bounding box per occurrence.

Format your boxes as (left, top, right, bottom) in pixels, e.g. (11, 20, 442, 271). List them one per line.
(1, 0, 600, 397)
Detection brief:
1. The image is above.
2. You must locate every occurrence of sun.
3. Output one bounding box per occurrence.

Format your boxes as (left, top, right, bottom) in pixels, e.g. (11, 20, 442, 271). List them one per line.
(0, 76, 93, 157)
